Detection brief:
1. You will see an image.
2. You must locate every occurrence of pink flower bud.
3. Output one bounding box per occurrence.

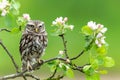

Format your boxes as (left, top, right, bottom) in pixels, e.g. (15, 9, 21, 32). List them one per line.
(23, 13, 31, 21)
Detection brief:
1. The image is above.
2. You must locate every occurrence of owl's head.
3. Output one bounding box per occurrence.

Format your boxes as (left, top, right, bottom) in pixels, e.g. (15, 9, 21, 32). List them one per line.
(25, 20, 45, 34)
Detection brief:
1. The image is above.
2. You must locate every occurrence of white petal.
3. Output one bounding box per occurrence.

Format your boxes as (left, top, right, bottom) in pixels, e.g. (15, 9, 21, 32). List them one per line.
(101, 37, 106, 44)
(23, 13, 31, 21)
(97, 24, 104, 29)
(64, 17, 68, 22)
(98, 43, 102, 47)
(1, 9, 7, 16)
(69, 25, 74, 30)
(52, 21, 57, 25)
(95, 39, 99, 45)
(96, 33, 103, 38)
(59, 50, 64, 55)
(87, 21, 97, 30)
(101, 27, 107, 33)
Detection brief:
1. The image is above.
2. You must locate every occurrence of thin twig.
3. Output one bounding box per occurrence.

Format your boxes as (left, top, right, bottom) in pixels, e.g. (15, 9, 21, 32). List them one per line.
(70, 50, 85, 60)
(70, 34, 97, 60)
(0, 28, 11, 32)
(59, 34, 69, 59)
(49, 65, 58, 79)
(22, 75, 27, 80)
(25, 74, 40, 80)
(44, 57, 66, 63)
(0, 41, 19, 73)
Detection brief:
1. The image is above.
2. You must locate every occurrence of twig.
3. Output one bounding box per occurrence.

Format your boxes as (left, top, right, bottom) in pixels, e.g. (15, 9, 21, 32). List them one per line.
(49, 65, 58, 79)
(0, 70, 27, 80)
(0, 28, 11, 32)
(70, 34, 97, 60)
(70, 50, 85, 60)
(25, 74, 40, 80)
(0, 41, 19, 73)
(44, 57, 66, 63)
(59, 34, 69, 59)
(22, 75, 27, 80)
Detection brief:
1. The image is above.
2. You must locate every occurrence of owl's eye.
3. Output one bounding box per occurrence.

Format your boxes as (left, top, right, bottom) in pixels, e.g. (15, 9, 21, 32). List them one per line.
(27, 24, 34, 28)
(39, 25, 42, 27)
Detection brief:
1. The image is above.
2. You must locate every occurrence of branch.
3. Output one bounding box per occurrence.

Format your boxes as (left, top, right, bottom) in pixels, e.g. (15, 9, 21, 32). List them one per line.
(48, 66, 58, 79)
(24, 74, 40, 80)
(0, 41, 19, 73)
(70, 50, 85, 60)
(0, 28, 11, 32)
(0, 57, 66, 80)
(59, 34, 69, 59)
(0, 70, 27, 80)
(70, 34, 97, 60)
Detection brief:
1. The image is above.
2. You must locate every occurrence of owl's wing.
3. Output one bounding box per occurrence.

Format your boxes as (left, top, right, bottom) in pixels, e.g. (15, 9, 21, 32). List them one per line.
(19, 34, 32, 57)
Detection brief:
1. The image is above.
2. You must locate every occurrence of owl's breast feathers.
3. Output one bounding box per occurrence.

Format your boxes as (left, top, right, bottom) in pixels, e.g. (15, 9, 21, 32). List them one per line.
(19, 32, 48, 59)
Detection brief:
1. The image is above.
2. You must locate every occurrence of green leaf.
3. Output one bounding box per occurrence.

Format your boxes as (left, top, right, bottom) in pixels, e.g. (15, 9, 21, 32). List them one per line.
(47, 61, 57, 66)
(96, 56, 104, 65)
(98, 70, 108, 74)
(65, 68, 74, 78)
(86, 74, 100, 80)
(97, 46, 107, 55)
(50, 65, 57, 72)
(104, 56, 115, 67)
(82, 26, 93, 35)
(11, 27, 20, 33)
(83, 65, 91, 72)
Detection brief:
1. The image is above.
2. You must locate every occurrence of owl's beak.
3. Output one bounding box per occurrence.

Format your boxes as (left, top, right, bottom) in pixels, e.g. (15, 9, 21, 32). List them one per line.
(35, 28, 38, 32)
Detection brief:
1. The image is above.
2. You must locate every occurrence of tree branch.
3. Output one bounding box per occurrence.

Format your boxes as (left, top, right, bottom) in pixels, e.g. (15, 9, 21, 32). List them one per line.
(0, 41, 19, 73)
(48, 65, 58, 79)
(0, 28, 11, 32)
(59, 34, 69, 59)
(24, 74, 40, 80)
(70, 50, 85, 60)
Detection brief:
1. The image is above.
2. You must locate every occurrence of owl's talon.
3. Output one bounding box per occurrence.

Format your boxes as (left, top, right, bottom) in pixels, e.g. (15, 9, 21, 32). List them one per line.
(27, 61, 33, 71)
(37, 59, 43, 64)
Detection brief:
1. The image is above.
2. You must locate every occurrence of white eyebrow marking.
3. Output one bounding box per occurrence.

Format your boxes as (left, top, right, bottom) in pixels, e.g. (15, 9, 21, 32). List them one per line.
(38, 22, 44, 27)
(27, 22, 35, 26)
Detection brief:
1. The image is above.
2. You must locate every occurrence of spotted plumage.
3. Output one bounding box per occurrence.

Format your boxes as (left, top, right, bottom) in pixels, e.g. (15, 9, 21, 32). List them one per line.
(19, 20, 48, 71)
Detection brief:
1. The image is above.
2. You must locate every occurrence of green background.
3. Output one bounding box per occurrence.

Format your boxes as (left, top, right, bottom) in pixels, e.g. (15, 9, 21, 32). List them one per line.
(0, 0, 119, 79)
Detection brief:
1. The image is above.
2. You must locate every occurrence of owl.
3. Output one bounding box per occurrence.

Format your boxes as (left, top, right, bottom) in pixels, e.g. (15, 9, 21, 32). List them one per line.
(19, 20, 48, 71)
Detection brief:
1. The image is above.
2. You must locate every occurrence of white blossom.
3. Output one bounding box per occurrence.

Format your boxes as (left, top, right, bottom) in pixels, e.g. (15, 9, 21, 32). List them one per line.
(87, 21, 97, 30)
(96, 33, 103, 38)
(96, 24, 104, 29)
(52, 21, 57, 25)
(56, 17, 64, 24)
(68, 25, 74, 30)
(1, 9, 7, 16)
(101, 37, 106, 44)
(95, 36, 106, 47)
(95, 39, 102, 47)
(23, 13, 31, 21)
(101, 27, 107, 33)
(59, 50, 64, 55)
(63, 17, 68, 22)
(97, 43, 102, 47)
(0, 0, 9, 10)
(52, 17, 68, 26)
(59, 63, 64, 68)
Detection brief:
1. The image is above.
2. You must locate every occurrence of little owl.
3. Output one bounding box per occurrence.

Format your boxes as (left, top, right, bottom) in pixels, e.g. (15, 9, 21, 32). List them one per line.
(19, 20, 48, 71)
